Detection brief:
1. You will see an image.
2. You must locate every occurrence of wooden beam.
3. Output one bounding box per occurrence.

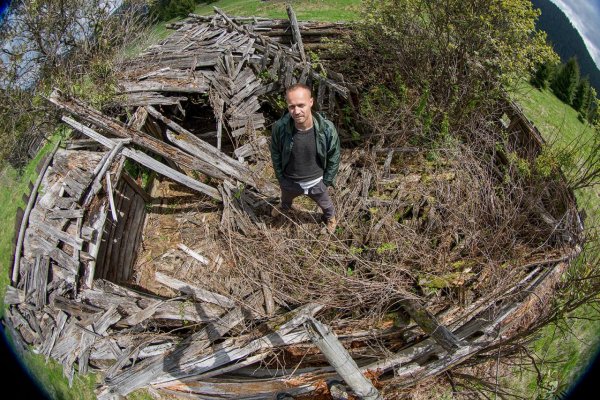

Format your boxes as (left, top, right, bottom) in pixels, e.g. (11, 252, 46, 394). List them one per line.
(305, 317, 382, 400)
(61, 116, 221, 200)
(49, 90, 222, 179)
(145, 105, 277, 196)
(401, 299, 461, 353)
(286, 4, 306, 62)
(155, 271, 236, 308)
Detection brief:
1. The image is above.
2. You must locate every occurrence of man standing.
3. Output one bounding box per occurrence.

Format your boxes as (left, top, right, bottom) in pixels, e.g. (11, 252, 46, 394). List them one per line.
(270, 83, 341, 233)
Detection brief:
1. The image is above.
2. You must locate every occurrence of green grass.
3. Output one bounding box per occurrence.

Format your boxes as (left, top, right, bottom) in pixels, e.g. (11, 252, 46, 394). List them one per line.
(511, 80, 600, 397)
(23, 352, 97, 400)
(510, 80, 598, 158)
(194, 0, 363, 21)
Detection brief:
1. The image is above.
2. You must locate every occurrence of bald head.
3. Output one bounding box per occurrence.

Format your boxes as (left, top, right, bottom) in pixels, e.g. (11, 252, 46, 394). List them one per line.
(285, 84, 314, 130)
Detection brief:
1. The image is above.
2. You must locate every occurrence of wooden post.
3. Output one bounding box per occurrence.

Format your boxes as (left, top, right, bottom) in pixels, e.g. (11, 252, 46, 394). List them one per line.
(305, 317, 383, 400)
(286, 4, 306, 62)
(401, 299, 461, 353)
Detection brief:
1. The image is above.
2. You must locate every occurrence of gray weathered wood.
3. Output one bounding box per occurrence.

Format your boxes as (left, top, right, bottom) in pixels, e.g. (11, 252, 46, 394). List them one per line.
(62, 116, 221, 200)
(155, 271, 236, 308)
(178, 243, 209, 265)
(5, 285, 26, 304)
(286, 4, 306, 62)
(305, 317, 382, 400)
(84, 139, 130, 206)
(106, 172, 119, 222)
(146, 105, 276, 196)
(12, 140, 60, 285)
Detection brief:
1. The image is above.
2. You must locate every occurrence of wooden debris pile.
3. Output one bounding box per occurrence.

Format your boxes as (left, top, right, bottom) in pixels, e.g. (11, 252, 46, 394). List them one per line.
(3, 8, 585, 400)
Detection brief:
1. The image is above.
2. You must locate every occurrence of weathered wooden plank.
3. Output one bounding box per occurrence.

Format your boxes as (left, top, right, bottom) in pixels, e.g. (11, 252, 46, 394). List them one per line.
(52, 295, 103, 320)
(84, 139, 130, 207)
(233, 136, 267, 159)
(305, 317, 382, 400)
(97, 298, 254, 397)
(84, 208, 108, 288)
(122, 300, 163, 326)
(47, 208, 85, 220)
(155, 271, 236, 308)
(34, 257, 50, 309)
(12, 140, 60, 285)
(121, 92, 187, 106)
(121, 172, 152, 203)
(41, 310, 68, 359)
(119, 80, 209, 94)
(32, 220, 84, 251)
(8, 306, 39, 345)
(93, 306, 122, 335)
(125, 146, 221, 200)
(51, 91, 225, 180)
(286, 4, 306, 62)
(119, 193, 145, 283)
(156, 114, 275, 195)
(102, 180, 127, 283)
(178, 243, 209, 265)
(260, 271, 275, 317)
(78, 330, 97, 375)
(109, 182, 132, 282)
(61, 117, 221, 200)
(4, 285, 26, 305)
(149, 303, 323, 388)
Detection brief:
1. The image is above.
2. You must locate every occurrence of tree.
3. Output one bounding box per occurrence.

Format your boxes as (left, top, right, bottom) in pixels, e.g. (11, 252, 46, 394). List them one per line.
(149, 0, 207, 22)
(337, 0, 558, 141)
(551, 57, 580, 105)
(531, 61, 554, 89)
(573, 78, 592, 116)
(0, 0, 148, 166)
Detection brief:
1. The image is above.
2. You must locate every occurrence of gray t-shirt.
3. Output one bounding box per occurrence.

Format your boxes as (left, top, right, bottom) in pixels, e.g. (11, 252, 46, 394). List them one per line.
(283, 126, 324, 182)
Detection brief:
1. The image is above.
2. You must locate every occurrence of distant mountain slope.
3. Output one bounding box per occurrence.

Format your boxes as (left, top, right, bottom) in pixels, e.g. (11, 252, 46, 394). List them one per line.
(531, 0, 600, 93)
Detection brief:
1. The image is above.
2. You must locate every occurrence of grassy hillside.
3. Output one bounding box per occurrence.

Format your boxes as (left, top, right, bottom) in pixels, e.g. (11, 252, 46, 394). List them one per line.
(194, 0, 362, 21)
(511, 80, 600, 397)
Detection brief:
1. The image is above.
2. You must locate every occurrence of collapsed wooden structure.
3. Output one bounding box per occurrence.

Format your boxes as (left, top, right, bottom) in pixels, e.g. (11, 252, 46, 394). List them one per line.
(4, 8, 584, 400)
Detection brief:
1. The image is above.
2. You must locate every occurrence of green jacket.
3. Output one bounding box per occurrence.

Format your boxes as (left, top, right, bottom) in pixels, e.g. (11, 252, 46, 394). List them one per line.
(270, 112, 341, 187)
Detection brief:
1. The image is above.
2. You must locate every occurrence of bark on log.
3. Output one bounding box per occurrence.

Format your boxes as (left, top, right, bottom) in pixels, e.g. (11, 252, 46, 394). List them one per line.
(401, 299, 462, 353)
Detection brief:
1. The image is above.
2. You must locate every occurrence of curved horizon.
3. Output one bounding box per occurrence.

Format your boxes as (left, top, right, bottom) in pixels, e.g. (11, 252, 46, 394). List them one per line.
(549, 0, 600, 70)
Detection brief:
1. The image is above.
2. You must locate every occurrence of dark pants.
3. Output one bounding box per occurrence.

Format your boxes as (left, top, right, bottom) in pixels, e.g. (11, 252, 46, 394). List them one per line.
(279, 178, 335, 220)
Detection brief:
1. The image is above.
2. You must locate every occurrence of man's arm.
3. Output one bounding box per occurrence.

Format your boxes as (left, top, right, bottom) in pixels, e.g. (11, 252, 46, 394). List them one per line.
(323, 123, 341, 187)
(270, 124, 284, 182)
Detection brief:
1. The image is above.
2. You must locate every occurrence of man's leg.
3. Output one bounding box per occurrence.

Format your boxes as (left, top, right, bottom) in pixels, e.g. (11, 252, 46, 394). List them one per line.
(280, 187, 300, 211)
(275, 178, 303, 216)
(308, 181, 335, 220)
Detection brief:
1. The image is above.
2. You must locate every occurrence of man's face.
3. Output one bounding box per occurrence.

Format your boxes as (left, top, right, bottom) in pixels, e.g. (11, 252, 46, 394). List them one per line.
(286, 87, 314, 127)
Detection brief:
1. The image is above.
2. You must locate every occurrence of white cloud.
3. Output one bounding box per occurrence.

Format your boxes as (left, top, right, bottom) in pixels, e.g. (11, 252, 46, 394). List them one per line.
(549, 0, 600, 69)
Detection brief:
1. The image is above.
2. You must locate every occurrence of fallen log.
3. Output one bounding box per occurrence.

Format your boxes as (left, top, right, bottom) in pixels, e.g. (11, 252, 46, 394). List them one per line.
(305, 317, 382, 400)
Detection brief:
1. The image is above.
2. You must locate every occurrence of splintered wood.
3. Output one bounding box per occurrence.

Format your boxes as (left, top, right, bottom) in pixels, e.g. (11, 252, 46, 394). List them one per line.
(4, 7, 584, 400)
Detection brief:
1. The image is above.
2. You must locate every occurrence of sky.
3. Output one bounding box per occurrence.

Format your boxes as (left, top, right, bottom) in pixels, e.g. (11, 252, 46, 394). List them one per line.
(549, 0, 600, 69)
